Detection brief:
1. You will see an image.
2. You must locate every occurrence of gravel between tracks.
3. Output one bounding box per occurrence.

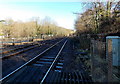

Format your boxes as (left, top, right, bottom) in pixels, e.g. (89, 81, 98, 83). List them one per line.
(2, 38, 62, 77)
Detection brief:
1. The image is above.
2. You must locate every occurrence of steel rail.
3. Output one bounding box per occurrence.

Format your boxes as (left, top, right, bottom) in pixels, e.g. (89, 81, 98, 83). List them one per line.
(0, 38, 65, 82)
(0, 44, 33, 54)
(40, 40, 68, 84)
(0, 45, 39, 59)
(0, 40, 55, 59)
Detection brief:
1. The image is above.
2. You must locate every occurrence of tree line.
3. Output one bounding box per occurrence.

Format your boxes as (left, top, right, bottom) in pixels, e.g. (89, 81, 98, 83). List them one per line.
(75, 1, 120, 35)
(0, 17, 72, 38)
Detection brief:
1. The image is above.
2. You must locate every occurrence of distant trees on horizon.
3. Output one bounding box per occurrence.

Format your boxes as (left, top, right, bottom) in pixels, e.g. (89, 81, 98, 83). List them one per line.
(0, 16, 73, 38)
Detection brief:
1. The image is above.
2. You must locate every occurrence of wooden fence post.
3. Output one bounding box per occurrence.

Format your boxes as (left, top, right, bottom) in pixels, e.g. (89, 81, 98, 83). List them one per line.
(106, 38, 113, 82)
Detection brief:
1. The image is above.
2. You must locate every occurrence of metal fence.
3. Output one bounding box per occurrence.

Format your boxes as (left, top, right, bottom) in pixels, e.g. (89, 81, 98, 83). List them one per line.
(91, 37, 120, 82)
(0, 37, 42, 49)
(0, 35, 59, 49)
(91, 39, 107, 82)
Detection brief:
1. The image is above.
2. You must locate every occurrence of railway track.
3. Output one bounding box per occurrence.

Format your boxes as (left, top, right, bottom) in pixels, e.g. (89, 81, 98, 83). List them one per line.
(0, 38, 62, 59)
(0, 38, 66, 83)
(1, 38, 92, 83)
(1, 45, 39, 59)
(0, 44, 33, 54)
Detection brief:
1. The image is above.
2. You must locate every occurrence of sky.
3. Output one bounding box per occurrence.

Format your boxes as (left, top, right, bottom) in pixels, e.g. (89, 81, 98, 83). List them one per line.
(1, 0, 118, 30)
(0, 1, 86, 30)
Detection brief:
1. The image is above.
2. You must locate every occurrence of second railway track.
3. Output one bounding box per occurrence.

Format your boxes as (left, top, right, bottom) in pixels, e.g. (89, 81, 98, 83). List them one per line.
(0, 38, 63, 59)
